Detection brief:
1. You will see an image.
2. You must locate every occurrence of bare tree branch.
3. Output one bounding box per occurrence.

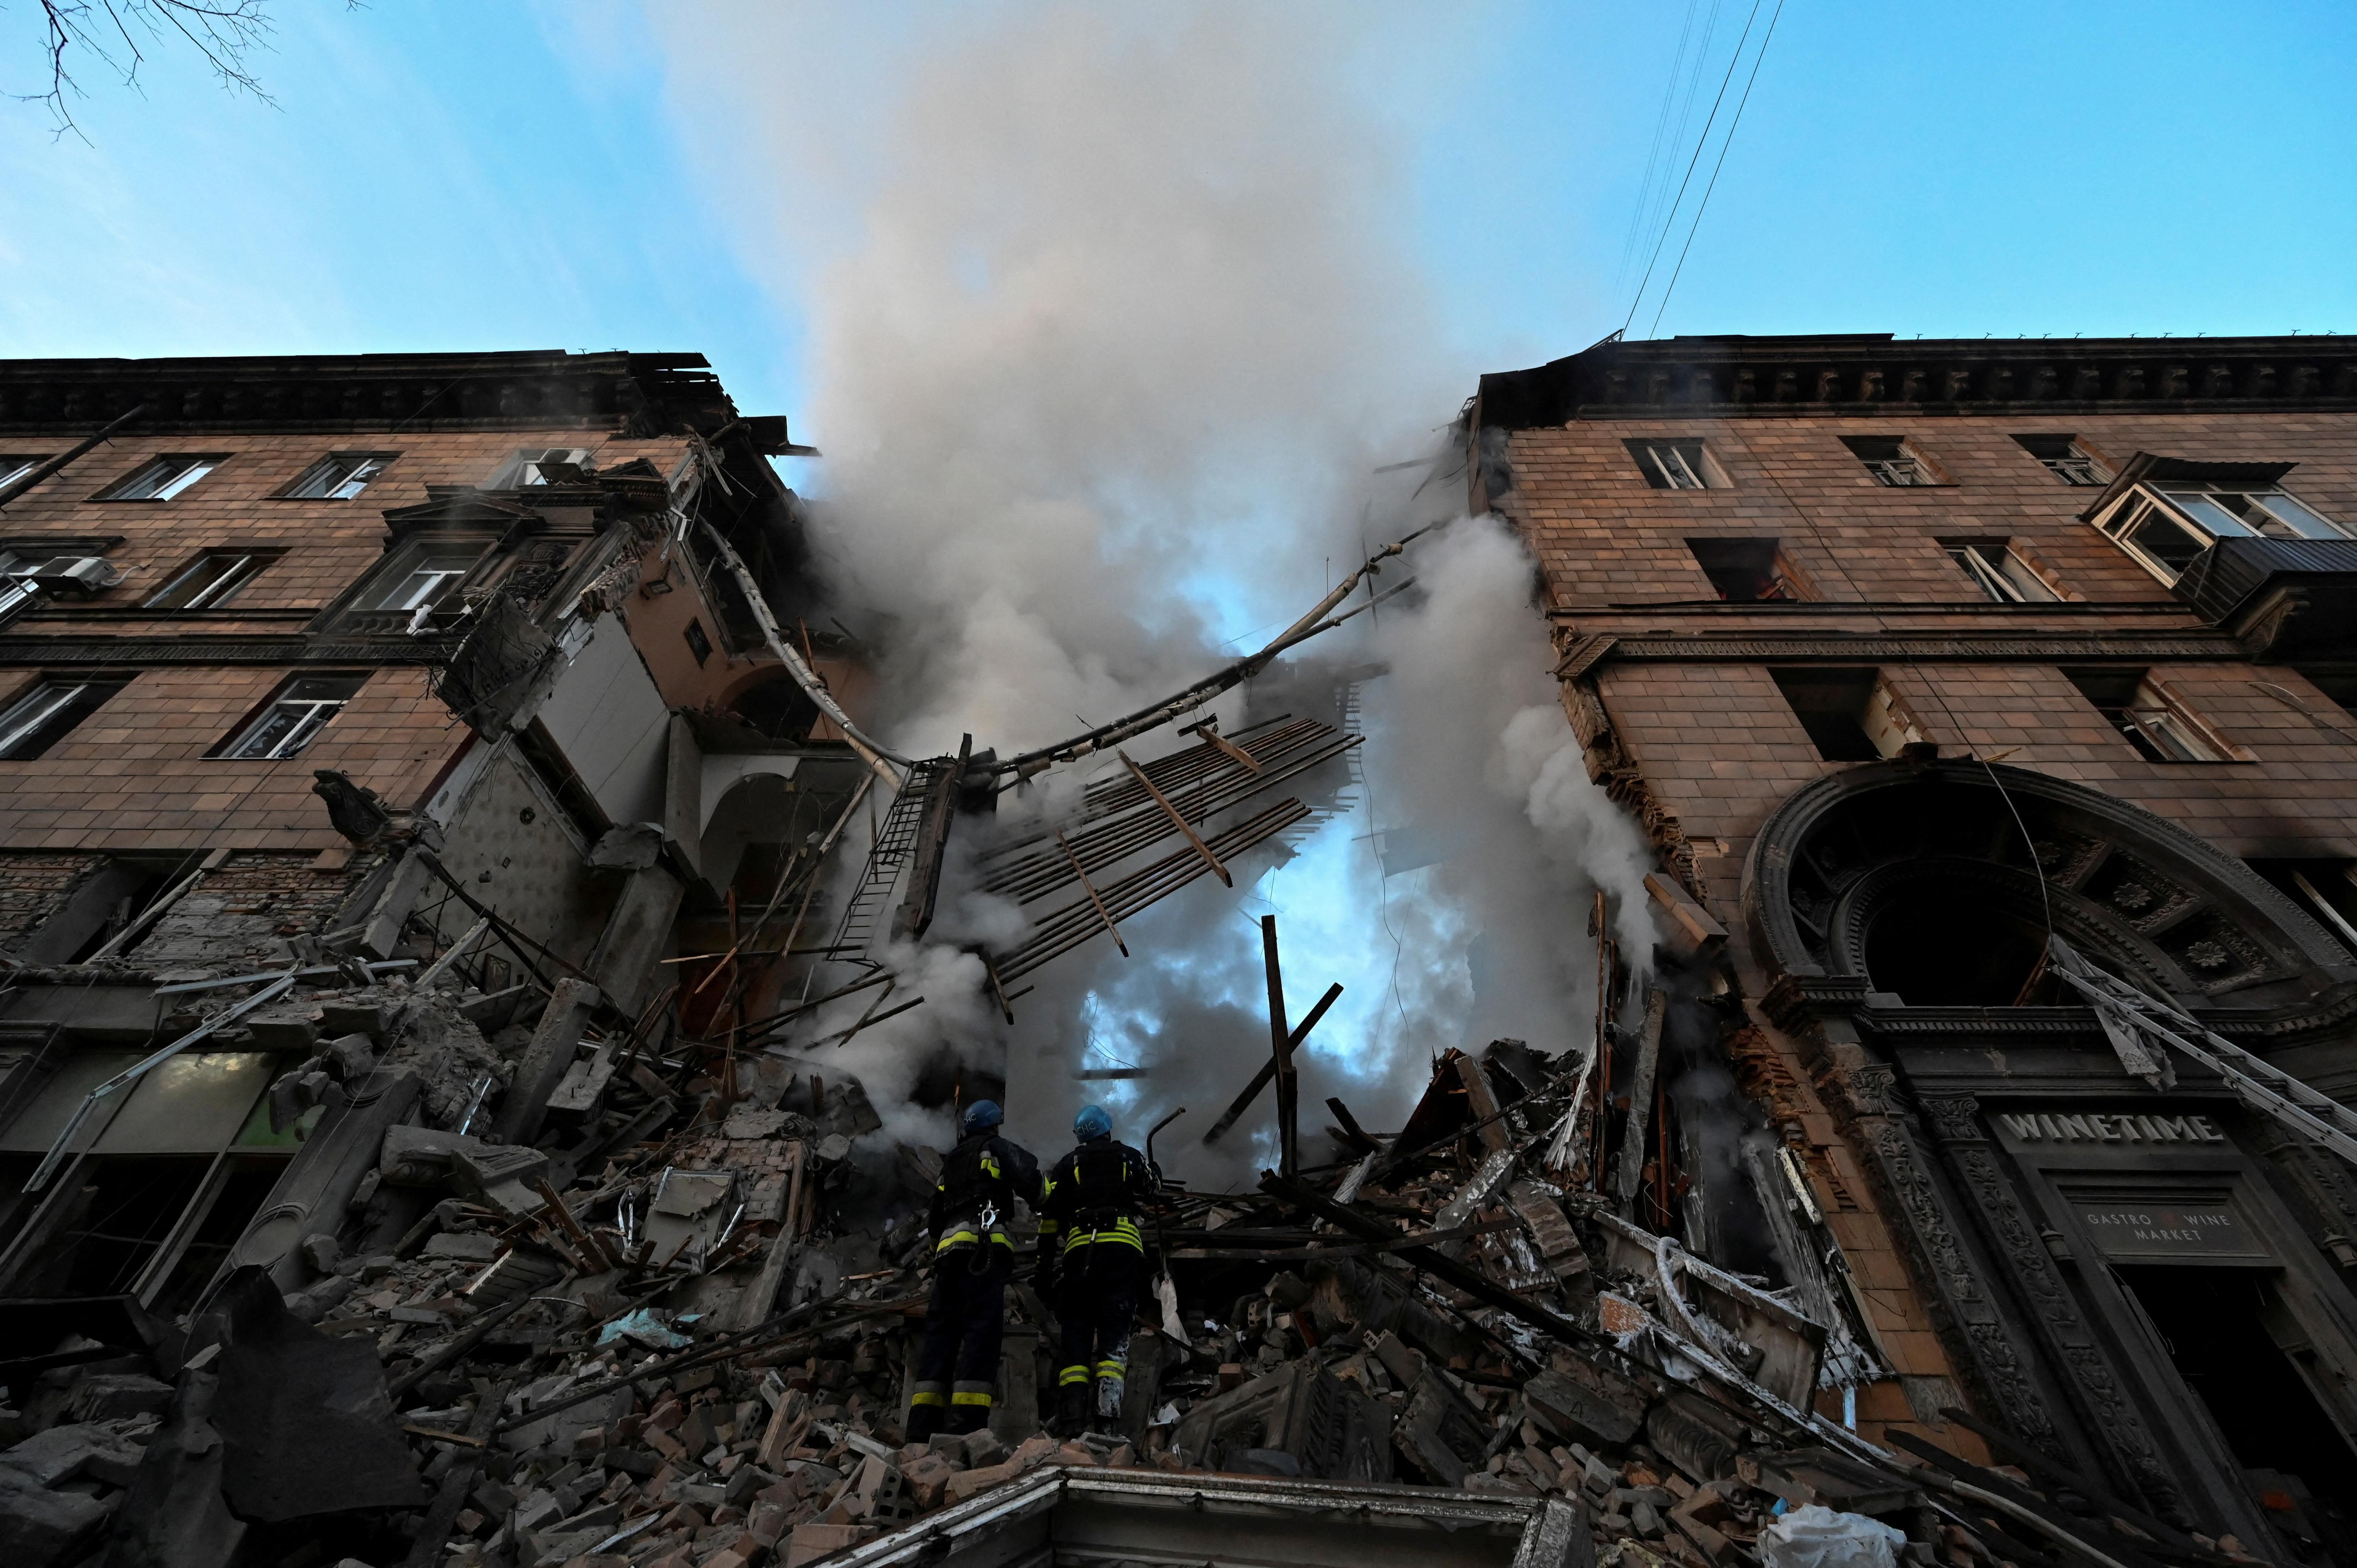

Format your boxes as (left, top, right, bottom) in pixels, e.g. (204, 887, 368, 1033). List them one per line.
(17, 0, 280, 141)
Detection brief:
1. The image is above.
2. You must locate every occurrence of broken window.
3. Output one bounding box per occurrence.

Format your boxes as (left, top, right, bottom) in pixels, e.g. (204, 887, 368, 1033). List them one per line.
(0, 455, 49, 491)
(2013, 434, 2110, 486)
(283, 451, 396, 500)
(96, 454, 223, 501)
(1840, 436, 1940, 487)
(213, 673, 367, 760)
(1770, 668, 1924, 762)
(354, 539, 486, 617)
(1942, 539, 2059, 603)
(144, 549, 282, 610)
(1627, 438, 1722, 490)
(489, 447, 593, 488)
(2062, 668, 2235, 762)
(0, 678, 129, 760)
(1687, 538, 1808, 602)
(2092, 481, 2349, 586)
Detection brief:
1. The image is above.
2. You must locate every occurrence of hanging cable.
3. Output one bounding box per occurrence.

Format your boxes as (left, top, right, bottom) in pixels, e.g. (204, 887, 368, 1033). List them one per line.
(1611, 0, 1712, 299)
(1645, 0, 1787, 339)
(1620, 0, 1765, 337)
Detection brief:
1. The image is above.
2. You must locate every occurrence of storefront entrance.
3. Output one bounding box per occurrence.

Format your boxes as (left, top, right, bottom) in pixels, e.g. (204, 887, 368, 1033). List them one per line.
(2117, 1265, 2357, 1554)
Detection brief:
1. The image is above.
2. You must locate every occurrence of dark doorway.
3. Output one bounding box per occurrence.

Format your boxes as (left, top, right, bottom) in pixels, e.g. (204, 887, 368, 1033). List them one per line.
(1863, 878, 2050, 1005)
(2117, 1265, 2357, 1518)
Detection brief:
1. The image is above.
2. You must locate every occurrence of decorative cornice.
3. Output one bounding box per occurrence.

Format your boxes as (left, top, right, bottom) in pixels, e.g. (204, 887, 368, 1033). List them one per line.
(0, 351, 742, 438)
(1479, 332, 2357, 428)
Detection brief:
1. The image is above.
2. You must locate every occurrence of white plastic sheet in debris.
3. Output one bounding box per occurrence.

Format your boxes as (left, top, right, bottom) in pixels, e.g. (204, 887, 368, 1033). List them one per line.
(1758, 1504, 1906, 1568)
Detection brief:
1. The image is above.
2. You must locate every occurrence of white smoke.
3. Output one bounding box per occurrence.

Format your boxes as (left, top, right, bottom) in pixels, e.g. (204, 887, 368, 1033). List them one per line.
(644, 5, 1659, 1170)
(1363, 516, 1657, 1064)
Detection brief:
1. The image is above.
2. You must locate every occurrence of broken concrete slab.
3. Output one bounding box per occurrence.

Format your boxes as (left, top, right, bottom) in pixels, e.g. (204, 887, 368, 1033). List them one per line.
(490, 978, 599, 1146)
(1, 1418, 151, 1487)
(196, 1266, 427, 1523)
(98, 1367, 246, 1568)
(0, 1460, 108, 1568)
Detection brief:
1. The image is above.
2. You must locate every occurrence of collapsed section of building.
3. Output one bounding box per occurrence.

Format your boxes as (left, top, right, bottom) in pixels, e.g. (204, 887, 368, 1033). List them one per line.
(0, 335, 2352, 1568)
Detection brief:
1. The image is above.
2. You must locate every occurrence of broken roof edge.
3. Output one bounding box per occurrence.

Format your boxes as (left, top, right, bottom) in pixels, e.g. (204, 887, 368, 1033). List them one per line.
(0, 348, 768, 441)
(825, 1466, 1582, 1568)
(1475, 330, 2357, 430)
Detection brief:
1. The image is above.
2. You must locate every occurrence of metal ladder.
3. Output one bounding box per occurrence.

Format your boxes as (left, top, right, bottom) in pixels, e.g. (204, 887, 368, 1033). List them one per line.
(2049, 934, 2357, 1166)
(826, 759, 946, 963)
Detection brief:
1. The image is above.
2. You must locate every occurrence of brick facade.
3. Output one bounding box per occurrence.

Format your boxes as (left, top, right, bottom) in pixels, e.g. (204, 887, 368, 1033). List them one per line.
(1475, 333, 2357, 1515)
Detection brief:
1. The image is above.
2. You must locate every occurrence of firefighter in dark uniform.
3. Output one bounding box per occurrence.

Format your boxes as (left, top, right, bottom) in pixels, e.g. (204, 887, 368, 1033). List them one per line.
(1038, 1103, 1152, 1434)
(908, 1099, 1039, 1442)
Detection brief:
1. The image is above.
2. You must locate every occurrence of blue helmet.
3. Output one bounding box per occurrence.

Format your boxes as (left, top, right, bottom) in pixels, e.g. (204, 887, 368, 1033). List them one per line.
(1074, 1103, 1112, 1141)
(962, 1099, 1003, 1135)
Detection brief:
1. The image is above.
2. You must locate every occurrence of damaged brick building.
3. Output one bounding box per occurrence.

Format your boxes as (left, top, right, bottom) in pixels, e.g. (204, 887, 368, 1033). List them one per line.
(7, 332, 2357, 1568)
(1474, 331, 2357, 1550)
(0, 349, 848, 1310)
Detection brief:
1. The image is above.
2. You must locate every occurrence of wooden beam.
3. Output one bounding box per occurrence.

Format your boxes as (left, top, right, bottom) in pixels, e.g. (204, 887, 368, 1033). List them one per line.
(1057, 830, 1127, 956)
(1263, 916, 1297, 1178)
(1613, 989, 1668, 1212)
(1193, 724, 1263, 775)
(1203, 983, 1342, 1144)
(1118, 750, 1230, 887)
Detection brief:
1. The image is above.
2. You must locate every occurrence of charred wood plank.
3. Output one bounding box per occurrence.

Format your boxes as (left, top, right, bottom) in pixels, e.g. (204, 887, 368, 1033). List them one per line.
(1203, 983, 1343, 1144)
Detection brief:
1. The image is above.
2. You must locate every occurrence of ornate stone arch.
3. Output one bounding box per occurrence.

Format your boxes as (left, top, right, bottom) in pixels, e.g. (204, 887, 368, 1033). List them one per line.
(1744, 759, 2357, 1027)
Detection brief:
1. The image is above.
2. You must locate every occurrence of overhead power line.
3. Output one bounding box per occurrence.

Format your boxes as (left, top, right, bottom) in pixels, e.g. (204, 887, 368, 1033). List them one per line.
(1647, 0, 1788, 339)
(1619, 0, 1766, 338)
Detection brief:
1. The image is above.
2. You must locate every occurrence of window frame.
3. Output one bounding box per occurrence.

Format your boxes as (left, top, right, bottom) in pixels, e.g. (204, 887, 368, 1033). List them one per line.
(1627, 438, 1726, 491)
(2062, 667, 2245, 763)
(0, 676, 131, 761)
(0, 456, 51, 492)
(210, 672, 369, 761)
(280, 452, 398, 501)
(144, 548, 284, 611)
(94, 454, 227, 503)
(1942, 538, 2061, 604)
(2013, 434, 2111, 487)
(1768, 667, 1927, 762)
(1687, 537, 1813, 603)
(1840, 435, 1945, 488)
(2091, 481, 2351, 586)
(330, 532, 499, 634)
(488, 447, 594, 489)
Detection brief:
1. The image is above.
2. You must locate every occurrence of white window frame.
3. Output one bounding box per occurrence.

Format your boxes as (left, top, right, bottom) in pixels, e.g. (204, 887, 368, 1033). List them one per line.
(2093, 481, 2350, 586)
(0, 456, 47, 492)
(1636, 439, 1717, 490)
(217, 675, 366, 761)
(2105, 678, 2230, 763)
(2042, 448, 2108, 486)
(491, 447, 592, 489)
(145, 551, 275, 610)
(357, 541, 488, 615)
(0, 678, 125, 759)
(1948, 543, 2059, 604)
(103, 455, 222, 502)
(284, 452, 394, 501)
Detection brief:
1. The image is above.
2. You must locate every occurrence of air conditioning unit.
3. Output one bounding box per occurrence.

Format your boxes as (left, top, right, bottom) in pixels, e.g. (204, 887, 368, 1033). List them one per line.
(22, 557, 122, 597)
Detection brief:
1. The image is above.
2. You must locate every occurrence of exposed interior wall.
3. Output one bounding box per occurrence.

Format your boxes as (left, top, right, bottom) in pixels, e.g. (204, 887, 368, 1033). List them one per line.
(533, 614, 671, 830)
(433, 741, 619, 968)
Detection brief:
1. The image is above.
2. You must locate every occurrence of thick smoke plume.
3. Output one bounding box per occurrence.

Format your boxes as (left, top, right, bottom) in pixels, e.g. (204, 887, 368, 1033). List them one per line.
(651, 5, 1657, 1174)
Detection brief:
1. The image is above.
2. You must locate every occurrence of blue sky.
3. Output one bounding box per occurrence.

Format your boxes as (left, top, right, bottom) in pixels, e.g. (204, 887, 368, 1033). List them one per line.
(5, 2, 2353, 421)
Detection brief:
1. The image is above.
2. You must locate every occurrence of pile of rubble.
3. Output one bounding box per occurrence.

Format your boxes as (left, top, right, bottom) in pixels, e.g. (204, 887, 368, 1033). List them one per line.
(0, 963, 2270, 1568)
